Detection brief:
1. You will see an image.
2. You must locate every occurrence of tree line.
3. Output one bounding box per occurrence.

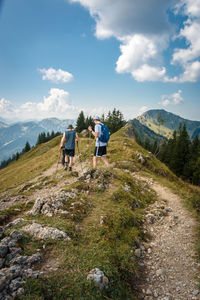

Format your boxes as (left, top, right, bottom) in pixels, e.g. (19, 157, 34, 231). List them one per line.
(36, 131, 61, 145)
(141, 124, 200, 186)
(76, 108, 126, 135)
(0, 109, 126, 170)
(0, 131, 61, 169)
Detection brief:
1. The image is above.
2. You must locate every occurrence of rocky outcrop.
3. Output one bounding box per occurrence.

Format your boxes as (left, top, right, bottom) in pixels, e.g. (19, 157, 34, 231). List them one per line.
(22, 222, 71, 241)
(0, 229, 42, 299)
(87, 268, 109, 290)
(27, 190, 77, 217)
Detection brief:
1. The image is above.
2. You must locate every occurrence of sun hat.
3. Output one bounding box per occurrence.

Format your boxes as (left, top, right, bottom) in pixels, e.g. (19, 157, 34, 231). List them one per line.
(68, 124, 74, 129)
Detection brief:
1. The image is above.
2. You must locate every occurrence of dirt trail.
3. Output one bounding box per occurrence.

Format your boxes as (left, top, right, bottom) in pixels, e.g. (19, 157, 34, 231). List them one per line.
(134, 174, 200, 300)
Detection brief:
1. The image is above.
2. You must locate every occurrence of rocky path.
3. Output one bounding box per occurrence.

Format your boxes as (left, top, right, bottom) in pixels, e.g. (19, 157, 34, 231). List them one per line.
(134, 175, 200, 300)
(0, 156, 89, 211)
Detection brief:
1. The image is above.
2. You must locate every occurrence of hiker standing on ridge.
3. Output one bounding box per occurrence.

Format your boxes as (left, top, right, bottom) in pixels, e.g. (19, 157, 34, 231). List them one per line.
(59, 124, 78, 172)
(88, 116, 110, 168)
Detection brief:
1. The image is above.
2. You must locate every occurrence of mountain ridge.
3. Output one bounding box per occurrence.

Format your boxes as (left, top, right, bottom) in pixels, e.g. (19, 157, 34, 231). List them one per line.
(137, 109, 200, 139)
(0, 118, 75, 162)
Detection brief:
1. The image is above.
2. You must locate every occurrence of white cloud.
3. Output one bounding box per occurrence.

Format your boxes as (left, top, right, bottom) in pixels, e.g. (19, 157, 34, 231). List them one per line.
(70, 0, 172, 39)
(160, 90, 185, 106)
(0, 98, 14, 113)
(0, 89, 79, 121)
(169, 0, 200, 82)
(69, 0, 200, 82)
(131, 64, 167, 82)
(162, 99, 171, 107)
(39, 68, 73, 83)
(138, 106, 148, 115)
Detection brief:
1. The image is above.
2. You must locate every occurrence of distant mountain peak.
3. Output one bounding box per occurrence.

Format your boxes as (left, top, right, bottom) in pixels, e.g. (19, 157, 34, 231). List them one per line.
(137, 109, 200, 139)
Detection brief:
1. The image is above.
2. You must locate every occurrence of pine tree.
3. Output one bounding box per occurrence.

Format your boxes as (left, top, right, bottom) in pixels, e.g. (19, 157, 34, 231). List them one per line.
(22, 141, 31, 153)
(76, 111, 86, 133)
(193, 157, 200, 185)
(144, 137, 151, 151)
(171, 124, 190, 177)
(50, 131, 55, 139)
(85, 116, 93, 129)
(189, 135, 200, 184)
(104, 108, 126, 134)
(15, 152, 20, 160)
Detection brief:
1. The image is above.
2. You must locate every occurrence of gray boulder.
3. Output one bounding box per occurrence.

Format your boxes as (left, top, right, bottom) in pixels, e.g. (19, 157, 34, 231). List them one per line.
(22, 222, 71, 241)
(87, 268, 109, 289)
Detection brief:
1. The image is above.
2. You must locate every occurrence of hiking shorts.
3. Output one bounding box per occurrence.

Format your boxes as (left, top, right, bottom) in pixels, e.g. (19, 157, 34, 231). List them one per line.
(94, 146, 107, 157)
(65, 149, 75, 157)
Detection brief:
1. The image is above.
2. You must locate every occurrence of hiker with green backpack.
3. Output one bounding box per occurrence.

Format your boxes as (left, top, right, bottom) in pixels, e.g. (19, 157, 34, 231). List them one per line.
(88, 115, 110, 168)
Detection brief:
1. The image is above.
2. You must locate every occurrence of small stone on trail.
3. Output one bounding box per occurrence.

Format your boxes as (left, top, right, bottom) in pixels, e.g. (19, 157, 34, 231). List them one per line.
(193, 289, 199, 296)
(135, 248, 142, 258)
(146, 287, 152, 295)
(156, 268, 166, 277)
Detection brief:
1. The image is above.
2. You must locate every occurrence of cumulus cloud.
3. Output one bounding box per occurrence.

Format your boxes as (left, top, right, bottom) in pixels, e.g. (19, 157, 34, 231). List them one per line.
(69, 0, 200, 82)
(0, 98, 15, 113)
(0, 89, 79, 121)
(39, 68, 74, 83)
(70, 0, 172, 39)
(138, 106, 148, 115)
(160, 90, 185, 107)
(169, 0, 200, 82)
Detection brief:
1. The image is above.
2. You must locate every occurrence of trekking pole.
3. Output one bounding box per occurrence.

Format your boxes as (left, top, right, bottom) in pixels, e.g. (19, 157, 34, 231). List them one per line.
(56, 149, 61, 173)
(76, 141, 83, 172)
(89, 130, 92, 157)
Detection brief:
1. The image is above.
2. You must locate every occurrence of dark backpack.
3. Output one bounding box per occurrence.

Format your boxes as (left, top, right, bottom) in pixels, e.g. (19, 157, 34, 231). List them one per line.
(98, 123, 110, 143)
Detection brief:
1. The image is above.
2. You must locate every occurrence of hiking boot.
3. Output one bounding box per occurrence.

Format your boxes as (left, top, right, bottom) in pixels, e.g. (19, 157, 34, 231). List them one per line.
(64, 163, 68, 170)
(69, 167, 72, 172)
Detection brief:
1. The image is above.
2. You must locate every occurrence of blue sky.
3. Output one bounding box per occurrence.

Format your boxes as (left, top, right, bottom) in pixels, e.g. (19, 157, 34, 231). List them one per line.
(0, 0, 200, 122)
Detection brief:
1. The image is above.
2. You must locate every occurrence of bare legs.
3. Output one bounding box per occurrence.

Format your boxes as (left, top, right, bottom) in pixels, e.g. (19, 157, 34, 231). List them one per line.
(93, 156, 109, 168)
(65, 155, 73, 168)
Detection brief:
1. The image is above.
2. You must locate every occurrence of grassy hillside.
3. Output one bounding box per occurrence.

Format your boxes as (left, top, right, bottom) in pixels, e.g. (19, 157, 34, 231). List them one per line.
(130, 119, 167, 144)
(137, 109, 200, 139)
(0, 136, 62, 194)
(0, 123, 199, 299)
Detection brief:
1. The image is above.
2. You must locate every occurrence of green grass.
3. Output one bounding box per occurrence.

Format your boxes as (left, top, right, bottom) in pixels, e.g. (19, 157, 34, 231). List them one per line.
(1, 123, 199, 298)
(0, 136, 92, 194)
(0, 201, 33, 224)
(18, 166, 156, 299)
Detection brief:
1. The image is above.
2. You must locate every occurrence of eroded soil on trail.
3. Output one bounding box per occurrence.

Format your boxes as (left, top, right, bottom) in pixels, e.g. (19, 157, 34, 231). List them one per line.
(134, 174, 200, 300)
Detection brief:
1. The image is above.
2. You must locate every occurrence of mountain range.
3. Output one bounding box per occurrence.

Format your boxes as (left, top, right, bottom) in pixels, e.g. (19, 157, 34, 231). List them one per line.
(0, 118, 75, 162)
(1, 109, 200, 163)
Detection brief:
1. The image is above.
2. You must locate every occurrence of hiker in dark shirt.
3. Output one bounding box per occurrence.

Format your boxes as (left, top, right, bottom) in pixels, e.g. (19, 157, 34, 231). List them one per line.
(59, 124, 78, 172)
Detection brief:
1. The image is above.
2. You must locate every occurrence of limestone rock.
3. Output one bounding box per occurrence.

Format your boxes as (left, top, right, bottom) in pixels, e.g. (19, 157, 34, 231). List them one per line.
(22, 222, 71, 241)
(27, 190, 76, 217)
(4, 219, 25, 230)
(0, 245, 8, 258)
(122, 184, 131, 193)
(0, 228, 4, 239)
(80, 129, 88, 137)
(137, 152, 145, 164)
(87, 268, 109, 289)
(135, 248, 142, 258)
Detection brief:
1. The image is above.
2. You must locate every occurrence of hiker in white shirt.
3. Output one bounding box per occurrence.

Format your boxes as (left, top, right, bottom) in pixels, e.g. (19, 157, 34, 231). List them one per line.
(88, 115, 110, 168)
